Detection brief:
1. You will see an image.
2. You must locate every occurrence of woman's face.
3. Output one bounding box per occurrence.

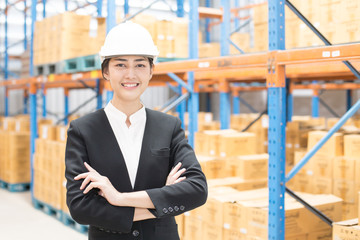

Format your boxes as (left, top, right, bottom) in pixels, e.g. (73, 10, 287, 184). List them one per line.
(104, 55, 153, 104)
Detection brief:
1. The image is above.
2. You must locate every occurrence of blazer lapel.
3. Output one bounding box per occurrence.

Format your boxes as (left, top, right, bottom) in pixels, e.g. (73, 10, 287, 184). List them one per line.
(98, 109, 133, 192)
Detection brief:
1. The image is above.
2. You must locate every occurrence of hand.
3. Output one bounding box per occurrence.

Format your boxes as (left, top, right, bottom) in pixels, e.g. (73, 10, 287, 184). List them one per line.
(74, 162, 120, 206)
(166, 162, 186, 186)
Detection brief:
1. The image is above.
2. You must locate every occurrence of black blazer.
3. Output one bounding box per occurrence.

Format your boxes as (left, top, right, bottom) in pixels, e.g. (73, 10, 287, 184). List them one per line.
(65, 108, 207, 240)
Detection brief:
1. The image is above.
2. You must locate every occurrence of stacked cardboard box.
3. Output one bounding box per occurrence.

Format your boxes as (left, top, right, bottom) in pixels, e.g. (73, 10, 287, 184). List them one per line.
(230, 114, 268, 154)
(0, 116, 31, 184)
(182, 187, 341, 240)
(230, 33, 251, 54)
(33, 123, 68, 212)
(252, 0, 360, 51)
(333, 219, 360, 240)
(34, 12, 105, 65)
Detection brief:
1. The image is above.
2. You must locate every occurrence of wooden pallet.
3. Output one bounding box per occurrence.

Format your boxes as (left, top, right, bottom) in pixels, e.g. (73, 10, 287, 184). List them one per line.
(0, 180, 30, 192)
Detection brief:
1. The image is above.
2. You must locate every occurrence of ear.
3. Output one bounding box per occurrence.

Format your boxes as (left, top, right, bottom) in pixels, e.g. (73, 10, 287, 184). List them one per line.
(149, 65, 154, 80)
(103, 69, 110, 81)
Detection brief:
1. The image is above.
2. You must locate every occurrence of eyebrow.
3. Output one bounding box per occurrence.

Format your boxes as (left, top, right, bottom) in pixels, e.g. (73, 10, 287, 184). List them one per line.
(113, 58, 147, 62)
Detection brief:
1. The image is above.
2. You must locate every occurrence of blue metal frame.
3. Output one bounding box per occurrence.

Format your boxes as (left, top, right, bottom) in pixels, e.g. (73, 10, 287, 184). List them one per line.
(24, 0, 27, 50)
(64, 93, 69, 125)
(176, 0, 184, 17)
(5, 90, 9, 116)
(29, 89, 37, 200)
(232, 95, 240, 114)
(346, 90, 352, 111)
(124, 0, 129, 15)
(239, 95, 257, 113)
(106, 91, 113, 103)
(30, 0, 37, 77)
(42, 0, 46, 18)
(106, 0, 116, 33)
(4, 0, 8, 80)
(219, 0, 231, 129)
(64, 0, 68, 11)
(268, 1, 286, 240)
(42, 87, 47, 118)
(205, 0, 211, 43)
(286, 98, 360, 182)
(97, 0, 103, 16)
(234, 0, 240, 29)
(167, 73, 192, 93)
(187, 0, 199, 147)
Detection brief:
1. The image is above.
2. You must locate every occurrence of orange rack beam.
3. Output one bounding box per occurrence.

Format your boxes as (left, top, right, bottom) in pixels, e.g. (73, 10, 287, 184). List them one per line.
(198, 7, 223, 19)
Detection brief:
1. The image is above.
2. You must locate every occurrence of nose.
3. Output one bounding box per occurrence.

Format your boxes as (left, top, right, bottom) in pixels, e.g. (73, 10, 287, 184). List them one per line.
(125, 66, 136, 79)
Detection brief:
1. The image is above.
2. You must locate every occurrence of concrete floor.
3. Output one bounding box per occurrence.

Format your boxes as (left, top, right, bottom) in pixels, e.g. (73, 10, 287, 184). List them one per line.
(0, 188, 87, 240)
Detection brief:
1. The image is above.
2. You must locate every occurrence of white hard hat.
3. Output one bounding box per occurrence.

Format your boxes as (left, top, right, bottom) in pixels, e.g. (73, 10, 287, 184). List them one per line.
(99, 21, 159, 63)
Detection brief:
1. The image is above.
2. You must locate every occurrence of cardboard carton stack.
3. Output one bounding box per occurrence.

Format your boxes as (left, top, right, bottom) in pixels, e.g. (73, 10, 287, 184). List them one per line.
(33, 123, 68, 212)
(290, 130, 360, 221)
(0, 116, 31, 184)
(252, 0, 360, 51)
(230, 114, 268, 154)
(34, 12, 105, 65)
(182, 187, 342, 240)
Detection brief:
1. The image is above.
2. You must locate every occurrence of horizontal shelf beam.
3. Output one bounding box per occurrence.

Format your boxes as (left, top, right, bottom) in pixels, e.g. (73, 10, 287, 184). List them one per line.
(198, 7, 223, 19)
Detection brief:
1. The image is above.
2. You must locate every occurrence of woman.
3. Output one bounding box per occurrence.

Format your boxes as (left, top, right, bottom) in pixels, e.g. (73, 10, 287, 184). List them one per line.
(65, 21, 207, 240)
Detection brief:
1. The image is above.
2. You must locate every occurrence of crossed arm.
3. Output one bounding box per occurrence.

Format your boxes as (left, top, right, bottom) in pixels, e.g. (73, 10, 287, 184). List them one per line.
(74, 161, 186, 221)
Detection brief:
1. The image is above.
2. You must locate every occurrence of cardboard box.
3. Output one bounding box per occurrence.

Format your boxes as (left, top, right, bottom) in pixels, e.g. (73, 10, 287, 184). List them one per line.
(344, 134, 360, 158)
(307, 131, 343, 157)
(333, 179, 357, 203)
(222, 228, 246, 240)
(333, 219, 360, 240)
(311, 154, 333, 178)
(175, 214, 184, 238)
(202, 129, 238, 156)
(183, 215, 203, 240)
(342, 202, 358, 220)
(219, 132, 256, 157)
(56, 125, 68, 142)
(228, 154, 268, 179)
(313, 177, 333, 194)
(2, 117, 16, 131)
(207, 177, 267, 192)
(202, 222, 223, 240)
(199, 43, 220, 58)
(230, 33, 250, 54)
(359, 192, 360, 222)
(307, 229, 332, 240)
(197, 155, 227, 179)
(39, 124, 57, 140)
(253, 3, 268, 24)
(333, 156, 356, 181)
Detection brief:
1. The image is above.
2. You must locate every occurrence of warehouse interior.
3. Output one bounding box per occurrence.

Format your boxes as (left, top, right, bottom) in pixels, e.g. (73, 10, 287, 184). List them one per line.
(1, 0, 360, 239)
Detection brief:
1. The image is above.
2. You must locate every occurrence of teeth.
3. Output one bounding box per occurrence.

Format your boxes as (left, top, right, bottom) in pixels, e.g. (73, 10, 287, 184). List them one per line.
(122, 83, 138, 87)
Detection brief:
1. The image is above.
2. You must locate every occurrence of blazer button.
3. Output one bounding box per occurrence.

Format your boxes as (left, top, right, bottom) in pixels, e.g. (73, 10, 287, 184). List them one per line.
(180, 205, 185, 211)
(132, 230, 139, 237)
(163, 208, 168, 214)
(174, 206, 179, 211)
(168, 207, 174, 213)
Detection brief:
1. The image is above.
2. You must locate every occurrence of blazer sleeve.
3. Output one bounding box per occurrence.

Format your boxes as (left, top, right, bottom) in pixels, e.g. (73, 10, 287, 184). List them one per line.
(65, 121, 135, 233)
(146, 117, 208, 218)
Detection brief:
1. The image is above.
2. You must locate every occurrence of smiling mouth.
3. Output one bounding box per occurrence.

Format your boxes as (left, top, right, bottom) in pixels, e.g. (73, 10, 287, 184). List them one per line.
(121, 83, 139, 87)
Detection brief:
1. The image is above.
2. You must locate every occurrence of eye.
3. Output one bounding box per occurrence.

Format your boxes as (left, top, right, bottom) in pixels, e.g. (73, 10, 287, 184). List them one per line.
(116, 63, 126, 67)
(136, 64, 146, 68)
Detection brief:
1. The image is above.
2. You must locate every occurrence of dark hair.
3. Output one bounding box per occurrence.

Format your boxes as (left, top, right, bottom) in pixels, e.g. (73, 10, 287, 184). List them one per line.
(101, 57, 154, 80)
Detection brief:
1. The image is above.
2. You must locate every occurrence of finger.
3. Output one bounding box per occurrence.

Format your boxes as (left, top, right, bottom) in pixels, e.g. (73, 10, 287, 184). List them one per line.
(84, 162, 96, 173)
(74, 172, 89, 180)
(98, 190, 104, 197)
(171, 168, 186, 181)
(80, 175, 95, 190)
(83, 182, 100, 194)
(174, 176, 186, 184)
(169, 162, 182, 177)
